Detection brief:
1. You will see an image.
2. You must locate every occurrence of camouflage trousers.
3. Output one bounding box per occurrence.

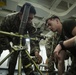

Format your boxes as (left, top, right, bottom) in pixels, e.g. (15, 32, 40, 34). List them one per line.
(47, 55, 56, 75)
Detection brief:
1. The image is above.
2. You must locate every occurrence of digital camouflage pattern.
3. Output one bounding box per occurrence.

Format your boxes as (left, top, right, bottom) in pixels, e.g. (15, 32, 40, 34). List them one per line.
(0, 12, 40, 54)
(45, 32, 76, 75)
(0, 12, 41, 75)
(45, 32, 60, 74)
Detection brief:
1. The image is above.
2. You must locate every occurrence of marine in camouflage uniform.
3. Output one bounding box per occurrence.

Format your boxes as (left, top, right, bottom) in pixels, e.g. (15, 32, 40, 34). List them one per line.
(0, 3, 42, 75)
(30, 39, 42, 63)
(45, 32, 60, 75)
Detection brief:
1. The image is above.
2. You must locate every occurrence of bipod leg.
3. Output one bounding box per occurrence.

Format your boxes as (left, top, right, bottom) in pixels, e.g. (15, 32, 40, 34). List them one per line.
(18, 51, 22, 75)
(25, 50, 43, 75)
(0, 50, 14, 65)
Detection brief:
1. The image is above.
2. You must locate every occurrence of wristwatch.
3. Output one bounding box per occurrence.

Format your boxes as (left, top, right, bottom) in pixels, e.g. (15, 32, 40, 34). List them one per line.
(59, 41, 66, 50)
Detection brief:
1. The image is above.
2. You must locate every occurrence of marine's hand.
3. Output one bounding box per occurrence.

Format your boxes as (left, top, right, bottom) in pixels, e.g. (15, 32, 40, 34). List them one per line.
(54, 44, 62, 59)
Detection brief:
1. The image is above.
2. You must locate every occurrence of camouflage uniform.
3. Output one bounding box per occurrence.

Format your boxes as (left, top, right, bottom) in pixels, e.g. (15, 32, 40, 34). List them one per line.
(45, 32, 60, 75)
(30, 37, 42, 64)
(0, 13, 40, 75)
(30, 38, 40, 56)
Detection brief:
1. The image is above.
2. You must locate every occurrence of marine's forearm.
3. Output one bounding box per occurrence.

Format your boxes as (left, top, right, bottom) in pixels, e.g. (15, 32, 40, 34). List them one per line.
(63, 36, 76, 48)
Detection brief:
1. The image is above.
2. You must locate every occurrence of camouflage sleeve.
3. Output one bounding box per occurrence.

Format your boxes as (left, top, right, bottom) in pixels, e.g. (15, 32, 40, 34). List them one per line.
(45, 33, 60, 58)
(26, 23, 36, 36)
(0, 16, 13, 32)
(45, 37, 53, 58)
(28, 24, 40, 56)
(0, 16, 12, 52)
(0, 15, 14, 41)
(30, 40, 40, 56)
